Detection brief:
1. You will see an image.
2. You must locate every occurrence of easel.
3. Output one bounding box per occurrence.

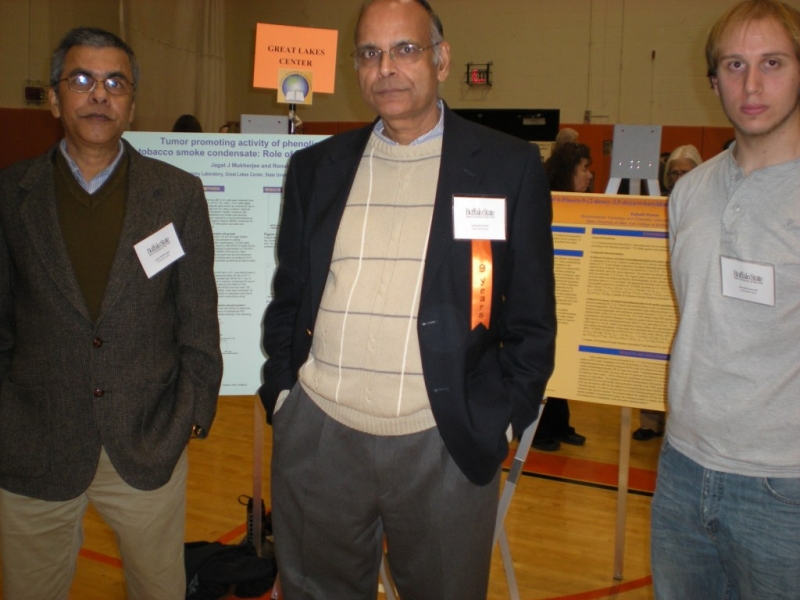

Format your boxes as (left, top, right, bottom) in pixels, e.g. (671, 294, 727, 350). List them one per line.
(288, 103, 297, 135)
(252, 399, 266, 558)
(602, 124, 663, 580)
(604, 124, 662, 197)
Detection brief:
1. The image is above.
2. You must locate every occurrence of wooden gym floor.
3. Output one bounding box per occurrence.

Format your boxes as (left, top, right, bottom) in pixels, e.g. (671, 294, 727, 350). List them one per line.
(0, 396, 661, 599)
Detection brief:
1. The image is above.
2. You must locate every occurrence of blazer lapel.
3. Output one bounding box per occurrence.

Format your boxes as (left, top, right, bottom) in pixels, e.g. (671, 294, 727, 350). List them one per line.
(97, 144, 161, 319)
(421, 109, 484, 302)
(19, 150, 92, 321)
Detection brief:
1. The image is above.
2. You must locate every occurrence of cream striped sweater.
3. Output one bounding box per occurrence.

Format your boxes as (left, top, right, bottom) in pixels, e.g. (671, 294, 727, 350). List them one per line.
(299, 133, 442, 435)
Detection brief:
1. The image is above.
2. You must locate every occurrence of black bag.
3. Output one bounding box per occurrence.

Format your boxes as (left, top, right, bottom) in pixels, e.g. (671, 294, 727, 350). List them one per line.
(184, 541, 276, 599)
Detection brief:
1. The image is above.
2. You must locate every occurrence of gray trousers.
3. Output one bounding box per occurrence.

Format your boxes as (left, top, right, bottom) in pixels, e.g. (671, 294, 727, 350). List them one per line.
(271, 384, 500, 600)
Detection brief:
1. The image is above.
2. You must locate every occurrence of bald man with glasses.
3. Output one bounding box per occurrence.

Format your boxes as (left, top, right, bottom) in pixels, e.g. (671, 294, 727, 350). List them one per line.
(258, 1, 555, 598)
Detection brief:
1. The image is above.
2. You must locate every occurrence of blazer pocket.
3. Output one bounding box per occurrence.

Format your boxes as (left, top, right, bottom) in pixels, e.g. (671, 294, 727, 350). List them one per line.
(0, 379, 50, 478)
(138, 370, 188, 453)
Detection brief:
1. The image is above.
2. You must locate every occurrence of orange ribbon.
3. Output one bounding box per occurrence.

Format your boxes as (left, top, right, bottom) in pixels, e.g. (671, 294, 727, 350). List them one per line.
(471, 240, 492, 329)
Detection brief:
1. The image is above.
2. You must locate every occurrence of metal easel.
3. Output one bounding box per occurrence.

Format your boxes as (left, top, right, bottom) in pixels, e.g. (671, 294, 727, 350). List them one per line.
(604, 124, 662, 196)
(602, 125, 662, 580)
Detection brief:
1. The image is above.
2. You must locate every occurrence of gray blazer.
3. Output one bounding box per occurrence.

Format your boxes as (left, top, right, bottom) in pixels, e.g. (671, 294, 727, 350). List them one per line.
(0, 140, 222, 501)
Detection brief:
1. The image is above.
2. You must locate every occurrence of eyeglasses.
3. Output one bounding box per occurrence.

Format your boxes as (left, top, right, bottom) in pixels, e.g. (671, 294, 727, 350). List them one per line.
(57, 73, 134, 96)
(351, 42, 441, 68)
(668, 169, 692, 179)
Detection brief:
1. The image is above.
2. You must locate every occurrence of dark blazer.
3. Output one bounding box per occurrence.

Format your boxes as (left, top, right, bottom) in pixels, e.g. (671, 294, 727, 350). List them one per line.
(0, 140, 223, 501)
(259, 107, 556, 485)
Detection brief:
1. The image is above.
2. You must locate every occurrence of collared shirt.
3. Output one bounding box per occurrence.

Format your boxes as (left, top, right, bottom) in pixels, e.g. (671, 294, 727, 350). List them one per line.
(373, 99, 445, 146)
(58, 139, 125, 194)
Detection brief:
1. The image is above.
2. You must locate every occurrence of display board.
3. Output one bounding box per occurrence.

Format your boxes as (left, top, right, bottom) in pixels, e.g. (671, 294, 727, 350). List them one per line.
(120, 135, 677, 408)
(547, 191, 675, 411)
(123, 132, 327, 394)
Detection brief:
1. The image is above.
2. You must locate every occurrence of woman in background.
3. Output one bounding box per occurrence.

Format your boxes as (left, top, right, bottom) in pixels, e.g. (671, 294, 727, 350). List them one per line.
(172, 114, 203, 133)
(662, 144, 702, 195)
(534, 143, 593, 451)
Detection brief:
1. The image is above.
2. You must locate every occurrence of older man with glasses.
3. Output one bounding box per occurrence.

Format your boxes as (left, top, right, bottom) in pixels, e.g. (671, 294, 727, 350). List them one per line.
(0, 27, 222, 599)
(258, 1, 556, 598)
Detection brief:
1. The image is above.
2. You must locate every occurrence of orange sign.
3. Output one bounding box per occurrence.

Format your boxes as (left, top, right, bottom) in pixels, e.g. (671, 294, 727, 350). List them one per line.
(253, 23, 338, 94)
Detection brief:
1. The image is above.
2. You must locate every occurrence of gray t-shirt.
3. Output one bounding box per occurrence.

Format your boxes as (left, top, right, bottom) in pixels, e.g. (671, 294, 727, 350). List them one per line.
(667, 147, 800, 478)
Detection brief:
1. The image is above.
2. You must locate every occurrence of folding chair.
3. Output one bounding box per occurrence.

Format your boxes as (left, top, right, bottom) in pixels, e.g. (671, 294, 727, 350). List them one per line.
(380, 402, 544, 600)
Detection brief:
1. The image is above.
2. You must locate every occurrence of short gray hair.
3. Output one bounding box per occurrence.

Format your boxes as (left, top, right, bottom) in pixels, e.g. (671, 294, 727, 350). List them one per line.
(50, 27, 139, 95)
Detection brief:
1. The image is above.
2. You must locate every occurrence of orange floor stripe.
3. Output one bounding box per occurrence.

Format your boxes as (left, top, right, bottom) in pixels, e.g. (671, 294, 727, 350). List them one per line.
(542, 575, 653, 600)
(504, 451, 657, 494)
(217, 522, 247, 544)
(78, 547, 122, 568)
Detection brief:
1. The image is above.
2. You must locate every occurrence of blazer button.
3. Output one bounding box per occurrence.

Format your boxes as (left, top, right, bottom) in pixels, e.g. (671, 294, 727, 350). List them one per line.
(93, 388, 105, 398)
(93, 337, 103, 348)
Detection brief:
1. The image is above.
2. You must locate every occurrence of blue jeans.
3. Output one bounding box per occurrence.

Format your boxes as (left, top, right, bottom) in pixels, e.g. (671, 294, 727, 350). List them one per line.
(651, 439, 800, 600)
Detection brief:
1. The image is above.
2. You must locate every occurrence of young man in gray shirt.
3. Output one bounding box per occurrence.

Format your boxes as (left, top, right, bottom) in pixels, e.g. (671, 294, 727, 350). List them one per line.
(651, 1, 800, 597)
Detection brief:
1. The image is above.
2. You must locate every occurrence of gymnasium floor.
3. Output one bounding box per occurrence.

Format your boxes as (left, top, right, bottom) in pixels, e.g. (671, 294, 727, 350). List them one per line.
(0, 396, 662, 599)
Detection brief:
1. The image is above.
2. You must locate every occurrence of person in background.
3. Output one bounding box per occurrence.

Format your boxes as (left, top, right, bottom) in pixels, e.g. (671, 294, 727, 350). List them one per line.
(662, 144, 703, 194)
(651, 1, 800, 596)
(172, 113, 203, 132)
(258, 0, 556, 597)
(533, 142, 592, 451)
(218, 121, 240, 133)
(634, 143, 703, 442)
(554, 127, 580, 151)
(0, 27, 222, 599)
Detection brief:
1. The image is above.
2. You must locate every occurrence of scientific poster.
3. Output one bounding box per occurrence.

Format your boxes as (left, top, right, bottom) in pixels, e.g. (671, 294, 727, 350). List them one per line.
(124, 132, 326, 394)
(546, 192, 676, 410)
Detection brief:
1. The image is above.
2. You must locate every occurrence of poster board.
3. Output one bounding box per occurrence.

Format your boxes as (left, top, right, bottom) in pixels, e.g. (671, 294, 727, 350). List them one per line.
(123, 132, 328, 394)
(117, 136, 678, 407)
(546, 191, 676, 411)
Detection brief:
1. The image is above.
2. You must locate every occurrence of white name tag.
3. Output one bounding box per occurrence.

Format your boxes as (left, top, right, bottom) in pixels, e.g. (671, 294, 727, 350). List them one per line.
(134, 223, 186, 278)
(720, 255, 775, 306)
(452, 195, 507, 241)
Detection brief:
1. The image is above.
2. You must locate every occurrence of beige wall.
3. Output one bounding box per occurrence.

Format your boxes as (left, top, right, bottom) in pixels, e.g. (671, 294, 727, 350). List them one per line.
(3, 0, 800, 128)
(226, 0, 795, 127)
(0, 0, 119, 109)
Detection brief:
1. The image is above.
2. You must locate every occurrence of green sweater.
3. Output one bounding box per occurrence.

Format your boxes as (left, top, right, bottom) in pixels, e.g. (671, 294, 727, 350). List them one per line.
(54, 151, 128, 322)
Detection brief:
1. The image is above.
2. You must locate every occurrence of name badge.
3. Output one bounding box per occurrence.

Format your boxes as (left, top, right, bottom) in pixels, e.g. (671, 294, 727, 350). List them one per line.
(720, 255, 775, 306)
(134, 223, 186, 278)
(453, 195, 506, 241)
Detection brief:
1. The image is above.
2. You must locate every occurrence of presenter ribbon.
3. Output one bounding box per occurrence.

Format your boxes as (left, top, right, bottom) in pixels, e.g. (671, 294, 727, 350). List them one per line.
(471, 240, 492, 329)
